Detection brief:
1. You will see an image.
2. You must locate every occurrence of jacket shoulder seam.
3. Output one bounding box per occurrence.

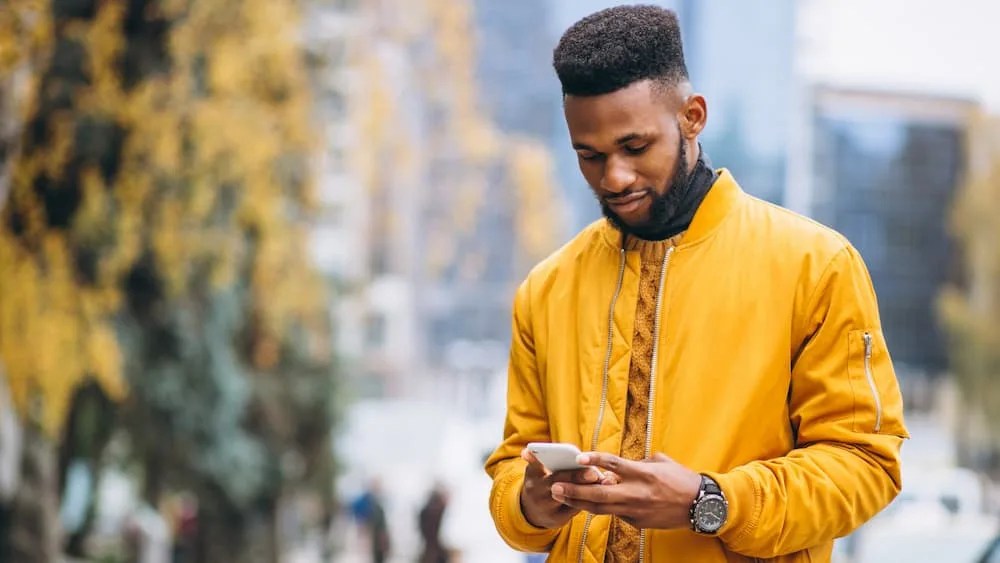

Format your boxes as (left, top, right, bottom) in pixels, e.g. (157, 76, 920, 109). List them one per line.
(802, 246, 851, 314)
(748, 196, 852, 246)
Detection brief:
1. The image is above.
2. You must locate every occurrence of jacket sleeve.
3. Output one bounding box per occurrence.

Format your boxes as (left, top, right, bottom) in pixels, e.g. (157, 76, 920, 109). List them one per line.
(708, 245, 908, 558)
(484, 279, 562, 552)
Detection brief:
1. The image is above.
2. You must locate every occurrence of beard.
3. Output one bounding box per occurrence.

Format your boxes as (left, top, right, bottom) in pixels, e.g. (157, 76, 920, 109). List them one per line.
(599, 132, 691, 241)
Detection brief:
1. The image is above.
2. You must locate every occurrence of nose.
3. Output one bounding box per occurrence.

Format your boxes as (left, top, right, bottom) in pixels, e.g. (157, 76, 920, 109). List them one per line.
(600, 156, 637, 194)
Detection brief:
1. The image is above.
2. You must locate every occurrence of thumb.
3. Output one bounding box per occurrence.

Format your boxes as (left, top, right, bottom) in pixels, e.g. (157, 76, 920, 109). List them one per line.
(650, 452, 671, 463)
(522, 448, 547, 477)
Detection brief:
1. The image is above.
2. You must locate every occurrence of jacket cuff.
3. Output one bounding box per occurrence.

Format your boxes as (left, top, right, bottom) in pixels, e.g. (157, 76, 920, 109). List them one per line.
(493, 469, 561, 552)
(706, 468, 762, 548)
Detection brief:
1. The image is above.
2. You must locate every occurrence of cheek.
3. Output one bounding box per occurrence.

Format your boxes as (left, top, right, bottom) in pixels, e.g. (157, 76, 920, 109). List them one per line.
(639, 152, 674, 189)
(577, 161, 603, 188)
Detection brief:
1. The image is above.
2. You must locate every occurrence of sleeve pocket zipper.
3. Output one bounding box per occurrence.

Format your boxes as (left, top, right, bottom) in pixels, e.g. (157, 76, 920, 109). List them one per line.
(863, 331, 883, 433)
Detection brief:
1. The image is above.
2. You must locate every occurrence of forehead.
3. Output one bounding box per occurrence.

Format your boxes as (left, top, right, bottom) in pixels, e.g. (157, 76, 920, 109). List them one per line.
(563, 80, 675, 139)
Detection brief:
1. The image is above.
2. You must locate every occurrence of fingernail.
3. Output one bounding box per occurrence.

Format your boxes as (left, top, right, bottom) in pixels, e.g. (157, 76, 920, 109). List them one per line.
(577, 454, 590, 464)
(551, 484, 564, 496)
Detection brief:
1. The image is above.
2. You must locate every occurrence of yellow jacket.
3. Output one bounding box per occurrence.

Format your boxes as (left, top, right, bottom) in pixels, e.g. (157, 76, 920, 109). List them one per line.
(485, 170, 907, 562)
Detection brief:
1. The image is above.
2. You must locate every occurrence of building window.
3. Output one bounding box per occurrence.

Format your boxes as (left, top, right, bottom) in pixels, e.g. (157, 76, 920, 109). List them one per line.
(366, 313, 386, 349)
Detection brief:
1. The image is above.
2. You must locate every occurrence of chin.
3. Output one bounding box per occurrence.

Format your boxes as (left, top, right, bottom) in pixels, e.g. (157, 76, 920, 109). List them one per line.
(618, 215, 653, 230)
(625, 214, 652, 227)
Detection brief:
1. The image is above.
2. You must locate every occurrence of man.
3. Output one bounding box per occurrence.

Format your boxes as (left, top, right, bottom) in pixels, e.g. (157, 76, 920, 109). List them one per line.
(418, 484, 451, 563)
(485, 5, 907, 562)
(351, 479, 391, 563)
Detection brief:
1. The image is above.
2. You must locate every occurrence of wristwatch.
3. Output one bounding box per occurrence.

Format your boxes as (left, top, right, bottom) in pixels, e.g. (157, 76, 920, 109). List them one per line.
(690, 475, 728, 534)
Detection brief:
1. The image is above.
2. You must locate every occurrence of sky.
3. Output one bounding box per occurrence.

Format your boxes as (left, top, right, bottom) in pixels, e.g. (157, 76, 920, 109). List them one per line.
(799, 0, 1000, 111)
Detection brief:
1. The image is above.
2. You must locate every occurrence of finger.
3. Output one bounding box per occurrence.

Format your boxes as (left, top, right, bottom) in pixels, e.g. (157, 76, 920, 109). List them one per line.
(577, 451, 640, 477)
(555, 488, 633, 518)
(556, 497, 627, 516)
(521, 449, 548, 478)
(650, 452, 671, 463)
(599, 471, 621, 486)
(550, 482, 623, 505)
(549, 466, 604, 485)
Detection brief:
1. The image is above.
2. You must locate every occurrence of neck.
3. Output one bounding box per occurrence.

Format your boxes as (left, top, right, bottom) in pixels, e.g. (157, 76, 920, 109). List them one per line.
(636, 146, 717, 241)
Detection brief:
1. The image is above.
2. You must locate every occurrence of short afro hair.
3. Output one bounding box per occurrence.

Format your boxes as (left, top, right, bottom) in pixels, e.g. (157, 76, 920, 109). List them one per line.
(553, 5, 688, 97)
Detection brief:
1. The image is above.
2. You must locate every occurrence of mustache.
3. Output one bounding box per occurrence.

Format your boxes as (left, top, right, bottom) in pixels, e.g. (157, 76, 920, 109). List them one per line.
(599, 188, 651, 202)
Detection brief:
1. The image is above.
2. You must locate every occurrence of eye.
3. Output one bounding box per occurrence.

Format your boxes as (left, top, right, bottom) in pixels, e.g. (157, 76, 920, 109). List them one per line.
(623, 144, 649, 156)
(577, 151, 602, 162)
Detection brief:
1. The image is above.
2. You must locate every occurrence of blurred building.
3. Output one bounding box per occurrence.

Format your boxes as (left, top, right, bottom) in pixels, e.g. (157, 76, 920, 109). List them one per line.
(681, 0, 796, 205)
(790, 87, 975, 378)
(303, 1, 386, 398)
(472, 0, 559, 141)
(419, 0, 567, 410)
(787, 0, 997, 388)
(304, 0, 566, 404)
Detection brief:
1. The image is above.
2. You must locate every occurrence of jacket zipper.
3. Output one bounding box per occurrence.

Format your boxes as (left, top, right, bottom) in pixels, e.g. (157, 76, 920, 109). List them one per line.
(577, 246, 674, 563)
(577, 248, 627, 563)
(639, 246, 674, 563)
(863, 331, 882, 433)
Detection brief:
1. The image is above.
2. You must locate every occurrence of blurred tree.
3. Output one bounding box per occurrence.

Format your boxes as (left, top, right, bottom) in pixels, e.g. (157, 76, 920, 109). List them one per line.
(939, 113, 1000, 476)
(339, 0, 568, 390)
(1, 1, 65, 558)
(0, 0, 337, 560)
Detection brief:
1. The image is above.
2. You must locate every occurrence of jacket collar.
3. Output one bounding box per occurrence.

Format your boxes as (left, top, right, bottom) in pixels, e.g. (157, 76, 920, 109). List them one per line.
(600, 168, 744, 251)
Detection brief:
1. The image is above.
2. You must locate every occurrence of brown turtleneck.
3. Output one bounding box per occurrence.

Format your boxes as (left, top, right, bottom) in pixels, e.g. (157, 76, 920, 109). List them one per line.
(605, 233, 682, 563)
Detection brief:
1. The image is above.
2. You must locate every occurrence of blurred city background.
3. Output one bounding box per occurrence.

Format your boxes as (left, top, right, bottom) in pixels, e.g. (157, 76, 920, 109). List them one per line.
(1, 0, 1000, 561)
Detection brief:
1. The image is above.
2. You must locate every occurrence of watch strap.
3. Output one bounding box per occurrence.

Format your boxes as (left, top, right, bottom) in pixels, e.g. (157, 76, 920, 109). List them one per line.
(701, 474, 722, 496)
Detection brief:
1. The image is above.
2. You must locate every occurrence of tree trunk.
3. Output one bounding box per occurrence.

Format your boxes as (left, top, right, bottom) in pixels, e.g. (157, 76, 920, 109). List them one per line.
(196, 499, 278, 563)
(4, 423, 61, 562)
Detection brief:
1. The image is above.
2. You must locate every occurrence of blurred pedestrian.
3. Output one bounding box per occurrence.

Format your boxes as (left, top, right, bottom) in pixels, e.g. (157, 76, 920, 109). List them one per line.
(169, 493, 198, 563)
(485, 5, 908, 562)
(352, 479, 390, 563)
(418, 484, 450, 563)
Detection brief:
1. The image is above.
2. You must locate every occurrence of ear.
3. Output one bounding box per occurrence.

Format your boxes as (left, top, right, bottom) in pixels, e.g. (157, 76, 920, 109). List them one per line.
(678, 93, 707, 139)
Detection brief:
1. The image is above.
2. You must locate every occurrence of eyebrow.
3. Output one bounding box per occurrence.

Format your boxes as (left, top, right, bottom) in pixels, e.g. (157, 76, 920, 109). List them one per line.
(572, 132, 650, 152)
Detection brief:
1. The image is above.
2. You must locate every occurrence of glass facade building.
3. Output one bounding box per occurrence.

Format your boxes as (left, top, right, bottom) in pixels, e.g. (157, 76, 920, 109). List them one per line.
(808, 89, 973, 375)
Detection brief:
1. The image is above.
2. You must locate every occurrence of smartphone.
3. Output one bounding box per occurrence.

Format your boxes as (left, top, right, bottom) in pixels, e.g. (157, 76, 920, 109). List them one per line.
(527, 442, 586, 472)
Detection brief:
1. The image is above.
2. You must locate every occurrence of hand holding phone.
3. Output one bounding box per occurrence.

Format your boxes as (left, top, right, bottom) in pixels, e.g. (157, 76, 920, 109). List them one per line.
(526, 442, 586, 472)
(519, 443, 619, 529)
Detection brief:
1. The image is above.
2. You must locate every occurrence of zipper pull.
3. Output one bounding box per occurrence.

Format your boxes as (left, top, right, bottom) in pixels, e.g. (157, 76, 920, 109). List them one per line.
(864, 331, 872, 359)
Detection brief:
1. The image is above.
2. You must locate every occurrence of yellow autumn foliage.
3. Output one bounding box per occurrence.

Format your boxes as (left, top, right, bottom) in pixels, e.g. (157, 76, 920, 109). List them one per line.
(0, 0, 52, 83)
(0, 0, 326, 436)
(939, 112, 1000, 438)
(0, 229, 127, 434)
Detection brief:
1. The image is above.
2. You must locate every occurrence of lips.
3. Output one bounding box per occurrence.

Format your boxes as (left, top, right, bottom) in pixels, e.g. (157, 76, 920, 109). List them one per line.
(605, 190, 650, 214)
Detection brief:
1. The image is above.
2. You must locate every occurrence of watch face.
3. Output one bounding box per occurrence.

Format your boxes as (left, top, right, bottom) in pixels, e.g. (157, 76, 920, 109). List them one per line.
(696, 496, 727, 533)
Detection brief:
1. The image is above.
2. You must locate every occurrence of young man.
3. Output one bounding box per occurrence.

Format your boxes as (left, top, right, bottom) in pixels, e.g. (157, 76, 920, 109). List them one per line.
(485, 5, 907, 562)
